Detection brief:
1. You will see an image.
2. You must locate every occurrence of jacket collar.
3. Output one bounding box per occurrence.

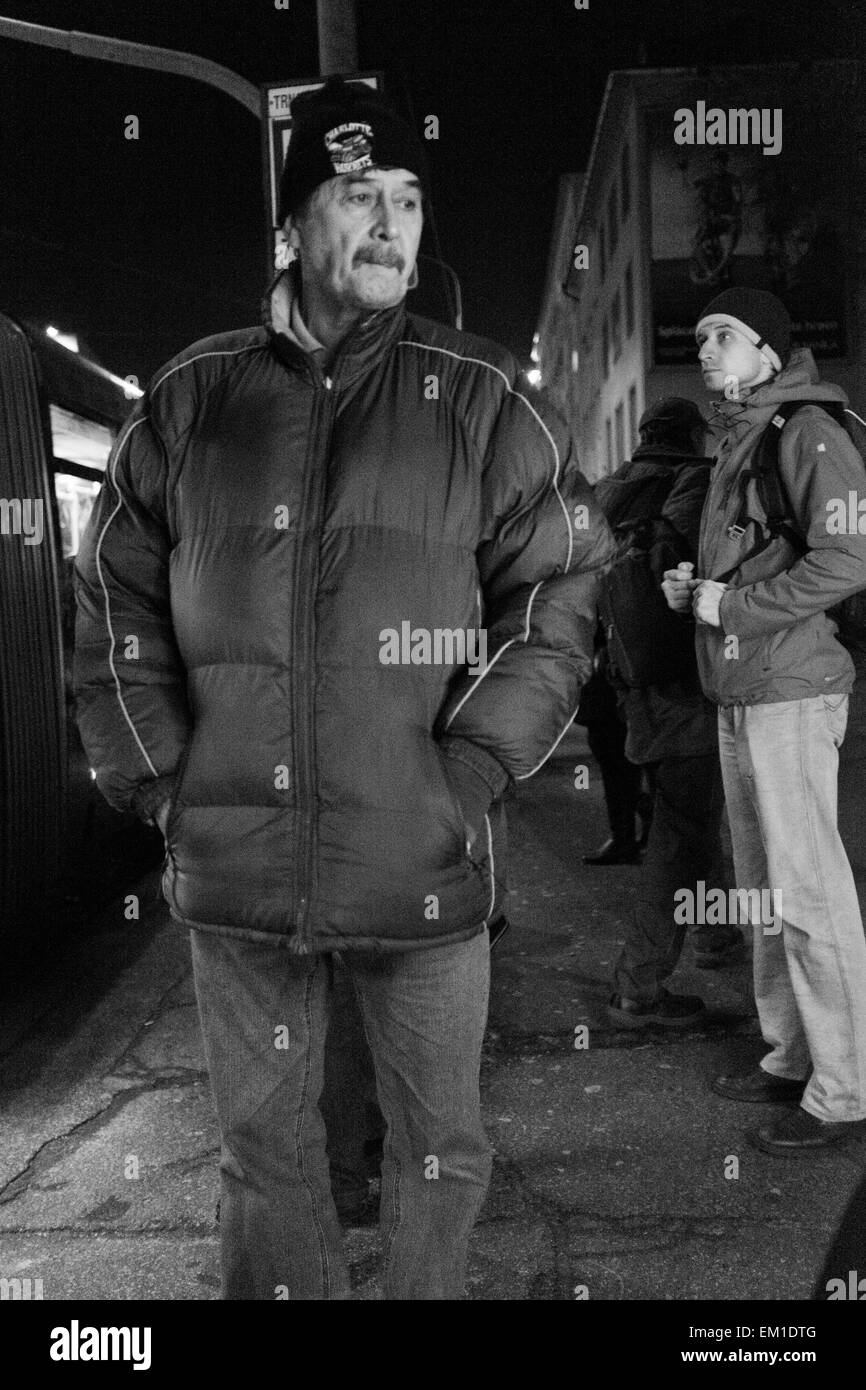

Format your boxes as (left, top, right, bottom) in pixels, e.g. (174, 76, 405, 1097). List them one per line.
(263, 266, 408, 385)
(707, 347, 848, 442)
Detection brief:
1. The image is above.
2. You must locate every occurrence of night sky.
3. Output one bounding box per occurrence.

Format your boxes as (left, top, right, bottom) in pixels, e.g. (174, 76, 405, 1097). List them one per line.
(0, 0, 861, 382)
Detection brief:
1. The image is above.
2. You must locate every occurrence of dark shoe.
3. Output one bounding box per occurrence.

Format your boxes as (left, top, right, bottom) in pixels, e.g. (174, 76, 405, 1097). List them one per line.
(606, 988, 705, 1029)
(749, 1107, 864, 1155)
(711, 1067, 807, 1103)
(583, 837, 642, 866)
(694, 929, 746, 970)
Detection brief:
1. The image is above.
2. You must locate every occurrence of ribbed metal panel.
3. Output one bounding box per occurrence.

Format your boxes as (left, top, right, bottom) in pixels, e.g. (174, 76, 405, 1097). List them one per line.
(0, 313, 66, 938)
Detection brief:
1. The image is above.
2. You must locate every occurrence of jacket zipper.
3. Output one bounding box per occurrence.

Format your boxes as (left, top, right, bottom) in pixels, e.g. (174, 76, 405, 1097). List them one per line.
(291, 364, 336, 950)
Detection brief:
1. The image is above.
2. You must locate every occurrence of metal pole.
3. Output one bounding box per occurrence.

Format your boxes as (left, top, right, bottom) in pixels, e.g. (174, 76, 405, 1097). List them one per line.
(316, 0, 358, 75)
(0, 15, 260, 116)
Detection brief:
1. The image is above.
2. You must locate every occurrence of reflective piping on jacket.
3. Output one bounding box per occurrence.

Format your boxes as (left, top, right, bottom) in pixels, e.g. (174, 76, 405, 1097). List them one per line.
(395, 340, 574, 571)
(96, 345, 261, 782)
(94, 414, 159, 778)
(151, 344, 262, 395)
(515, 699, 584, 781)
(482, 812, 495, 925)
(443, 580, 544, 730)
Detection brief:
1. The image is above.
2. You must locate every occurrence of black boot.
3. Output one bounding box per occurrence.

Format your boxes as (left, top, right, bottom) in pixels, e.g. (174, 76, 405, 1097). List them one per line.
(583, 836, 642, 865)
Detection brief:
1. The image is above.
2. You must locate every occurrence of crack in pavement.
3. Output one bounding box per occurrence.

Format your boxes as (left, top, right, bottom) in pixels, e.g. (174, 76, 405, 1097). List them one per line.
(0, 1072, 210, 1207)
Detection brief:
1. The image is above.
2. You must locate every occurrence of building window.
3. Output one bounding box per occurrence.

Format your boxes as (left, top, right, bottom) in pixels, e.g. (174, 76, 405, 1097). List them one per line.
(607, 186, 618, 256)
(615, 401, 625, 465)
(625, 262, 635, 337)
(621, 145, 631, 222)
(611, 293, 622, 361)
(599, 219, 607, 277)
(602, 320, 610, 379)
(606, 416, 613, 473)
(628, 383, 638, 452)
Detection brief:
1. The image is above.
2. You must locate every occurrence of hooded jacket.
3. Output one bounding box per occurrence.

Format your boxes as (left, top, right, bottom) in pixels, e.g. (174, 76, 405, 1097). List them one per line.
(595, 447, 717, 763)
(696, 348, 866, 707)
(73, 270, 613, 952)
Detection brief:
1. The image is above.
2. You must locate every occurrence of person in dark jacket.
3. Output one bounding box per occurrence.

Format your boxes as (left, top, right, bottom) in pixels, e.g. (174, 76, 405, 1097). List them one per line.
(73, 78, 613, 1299)
(575, 634, 653, 865)
(599, 399, 741, 1030)
(664, 288, 866, 1154)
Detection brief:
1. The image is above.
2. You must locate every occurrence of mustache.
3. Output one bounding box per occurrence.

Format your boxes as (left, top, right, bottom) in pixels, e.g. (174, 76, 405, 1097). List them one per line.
(354, 249, 405, 270)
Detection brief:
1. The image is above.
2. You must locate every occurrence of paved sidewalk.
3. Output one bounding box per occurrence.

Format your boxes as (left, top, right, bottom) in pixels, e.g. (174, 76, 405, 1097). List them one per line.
(2, 723, 865, 1301)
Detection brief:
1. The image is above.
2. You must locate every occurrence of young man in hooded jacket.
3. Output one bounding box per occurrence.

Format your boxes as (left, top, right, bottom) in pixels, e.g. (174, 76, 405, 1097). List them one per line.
(663, 288, 866, 1154)
(73, 78, 613, 1297)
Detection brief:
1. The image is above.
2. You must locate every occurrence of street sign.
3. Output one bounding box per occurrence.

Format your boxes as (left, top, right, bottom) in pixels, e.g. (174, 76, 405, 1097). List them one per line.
(260, 71, 383, 274)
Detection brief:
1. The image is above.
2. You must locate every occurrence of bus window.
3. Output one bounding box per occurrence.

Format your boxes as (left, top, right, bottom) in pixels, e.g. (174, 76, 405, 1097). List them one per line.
(48, 403, 114, 558)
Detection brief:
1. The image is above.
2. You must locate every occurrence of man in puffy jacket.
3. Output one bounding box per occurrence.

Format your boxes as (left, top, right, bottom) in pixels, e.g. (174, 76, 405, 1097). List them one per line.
(663, 288, 866, 1154)
(73, 77, 612, 1298)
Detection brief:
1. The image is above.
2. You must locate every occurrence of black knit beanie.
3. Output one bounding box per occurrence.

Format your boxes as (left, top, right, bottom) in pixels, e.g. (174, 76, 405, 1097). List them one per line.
(277, 76, 428, 223)
(696, 288, 792, 372)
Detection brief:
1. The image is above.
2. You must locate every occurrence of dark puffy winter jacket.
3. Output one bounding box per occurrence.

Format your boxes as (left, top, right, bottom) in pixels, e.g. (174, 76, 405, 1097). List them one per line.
(74, 271, 613, 952)
(595, 449, 717, 763)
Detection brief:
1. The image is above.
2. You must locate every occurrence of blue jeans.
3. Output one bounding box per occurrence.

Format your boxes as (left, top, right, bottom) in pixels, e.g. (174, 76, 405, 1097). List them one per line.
(190, 929, 492, 1299)
(718, 696, 866, 1121)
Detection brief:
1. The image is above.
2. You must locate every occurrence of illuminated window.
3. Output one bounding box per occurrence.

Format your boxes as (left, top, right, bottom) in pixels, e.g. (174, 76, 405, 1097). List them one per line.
(608, 186, 619, 256)
(628, 383, 638, 451)
(49, 404, 113, 559)
(621, 145, 631, 221)
(625, 262, 635, 337)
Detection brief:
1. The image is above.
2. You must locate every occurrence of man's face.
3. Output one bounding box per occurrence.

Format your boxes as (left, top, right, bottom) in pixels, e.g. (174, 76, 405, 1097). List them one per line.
(285, 167, 423, 315)
(695, 321, 769, 394)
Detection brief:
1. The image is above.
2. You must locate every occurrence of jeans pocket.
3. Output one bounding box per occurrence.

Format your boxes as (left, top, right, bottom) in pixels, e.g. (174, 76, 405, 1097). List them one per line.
(822, 693, 848, 747)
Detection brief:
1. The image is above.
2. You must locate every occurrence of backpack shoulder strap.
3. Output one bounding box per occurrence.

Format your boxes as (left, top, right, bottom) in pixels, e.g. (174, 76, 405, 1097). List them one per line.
(729, 401, 848, 558)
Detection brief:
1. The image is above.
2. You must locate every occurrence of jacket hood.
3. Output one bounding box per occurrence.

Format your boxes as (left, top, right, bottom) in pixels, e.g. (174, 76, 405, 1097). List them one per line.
(262, 266, 407, 377)
(708, 347, 849, 441)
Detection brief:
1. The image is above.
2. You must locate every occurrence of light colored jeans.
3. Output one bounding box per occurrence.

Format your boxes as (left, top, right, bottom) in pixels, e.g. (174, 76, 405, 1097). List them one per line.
(190, 928, 492, 1299)
(718, 695, 866, 1121)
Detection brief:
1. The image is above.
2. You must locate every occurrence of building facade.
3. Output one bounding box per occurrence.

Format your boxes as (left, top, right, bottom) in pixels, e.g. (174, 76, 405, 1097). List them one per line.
(536, 62, 865, 481)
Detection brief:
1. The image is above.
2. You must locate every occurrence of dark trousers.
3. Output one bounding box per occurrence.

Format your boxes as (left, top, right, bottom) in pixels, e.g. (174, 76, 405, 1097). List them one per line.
(586, 712, 643, 845)
(613, 751, 730, 1001)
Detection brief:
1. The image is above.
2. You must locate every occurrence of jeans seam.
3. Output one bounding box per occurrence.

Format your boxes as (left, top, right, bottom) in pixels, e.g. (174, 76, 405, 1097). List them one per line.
(798, 698, 865, 1110)
(295, 958, 333, 1298)
(348, 971, 403, 1280)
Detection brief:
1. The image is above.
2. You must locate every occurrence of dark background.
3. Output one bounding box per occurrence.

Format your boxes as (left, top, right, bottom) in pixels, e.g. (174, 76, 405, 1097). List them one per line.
(0, 0, 861, 378)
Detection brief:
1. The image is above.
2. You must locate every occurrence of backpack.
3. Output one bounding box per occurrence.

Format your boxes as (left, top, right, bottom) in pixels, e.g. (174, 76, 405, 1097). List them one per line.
(727, 401, 866, 653)
(597, 472, 700, 688)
